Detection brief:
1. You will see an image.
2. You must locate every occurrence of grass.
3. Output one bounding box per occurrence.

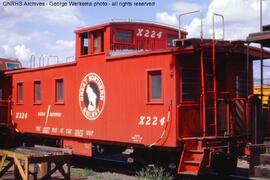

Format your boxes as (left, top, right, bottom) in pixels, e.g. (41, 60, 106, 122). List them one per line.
(136, 166, 174, 180)
(71, 168, 96, 177)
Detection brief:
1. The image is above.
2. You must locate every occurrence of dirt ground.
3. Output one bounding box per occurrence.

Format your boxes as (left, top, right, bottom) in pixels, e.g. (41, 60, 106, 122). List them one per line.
(0, 165, 137, 180)
(71, 167, 137, 180)
(0, 157, 259, 180)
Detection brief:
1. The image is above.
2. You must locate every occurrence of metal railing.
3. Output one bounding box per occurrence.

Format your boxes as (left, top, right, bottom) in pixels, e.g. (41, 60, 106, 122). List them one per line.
(178, 10, 203, 41)
(29, 55, 75, 68)
(212, 12, 225, 41)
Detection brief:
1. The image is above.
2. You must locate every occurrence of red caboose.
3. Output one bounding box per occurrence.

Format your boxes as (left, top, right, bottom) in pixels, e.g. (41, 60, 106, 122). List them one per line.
(0, 58, 21, 145)
(4, 21, 266, 175)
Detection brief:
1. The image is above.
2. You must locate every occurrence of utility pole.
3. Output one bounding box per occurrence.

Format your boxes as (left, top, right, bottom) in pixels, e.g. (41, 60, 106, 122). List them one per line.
(259, 0, 263, 144)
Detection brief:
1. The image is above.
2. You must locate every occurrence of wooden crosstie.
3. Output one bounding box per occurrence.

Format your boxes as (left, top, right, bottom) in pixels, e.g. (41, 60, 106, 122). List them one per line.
(0, 145, 72, 180)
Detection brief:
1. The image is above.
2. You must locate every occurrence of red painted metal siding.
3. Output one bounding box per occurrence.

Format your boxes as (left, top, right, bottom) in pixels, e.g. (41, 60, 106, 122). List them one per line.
(12, 64, 77, 136)
(9, 22, 260, 157)
(11, 46, 253, 156)
(12, 52, 177, 148)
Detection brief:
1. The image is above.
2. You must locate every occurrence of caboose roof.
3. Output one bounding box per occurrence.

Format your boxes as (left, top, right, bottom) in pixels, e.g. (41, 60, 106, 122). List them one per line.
(0, 57, 19, 63)
(247, 31, 270, 47)
(6, 38, 270, 76)
(5, 61, 76, 75)
(107, 39, 270, 61)
(0, 57, 22, 72)
(74, 21, 187, 35)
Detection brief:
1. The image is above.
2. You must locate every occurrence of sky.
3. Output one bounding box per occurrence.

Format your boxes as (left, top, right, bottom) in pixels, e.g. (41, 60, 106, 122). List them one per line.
(0, 0, 270, 80)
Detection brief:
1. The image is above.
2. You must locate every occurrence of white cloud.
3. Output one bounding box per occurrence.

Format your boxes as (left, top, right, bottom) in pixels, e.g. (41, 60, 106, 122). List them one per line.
(155, 12, 178, 26)
(207, 0, 262, 23)
(0, 0, 82, 65)
(0, 30, 40, 45)
(1, 45, 12, 55)
(44, 40, 75, 56)
(184, 17, 203, 38)
(155, 1, 203, 28)
(40, 6, 85, 27)
(156, 0, 270, 40)
(55, 40, 75, 49)
(0, 0, 85, 28)
(155, 0, 270, 80)
(0, 39, 75, 67)
(14, 45, 32, 61)
(36, 39, 76, 65)
(0, 44, 34, 64)
(202, 0, 270, 39)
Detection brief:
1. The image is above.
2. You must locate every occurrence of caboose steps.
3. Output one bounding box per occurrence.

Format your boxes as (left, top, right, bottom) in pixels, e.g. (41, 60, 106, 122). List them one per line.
(184, 160, 201, 165)
(178, 171, 197, 176)
(189, 149, 203, 154)
(178, 139, 206, 176)
(178, 137, 234, 176)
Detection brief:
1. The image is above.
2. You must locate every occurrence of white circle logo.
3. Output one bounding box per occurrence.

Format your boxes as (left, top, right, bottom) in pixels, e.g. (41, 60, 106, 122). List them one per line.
(79, 73, 105, 120)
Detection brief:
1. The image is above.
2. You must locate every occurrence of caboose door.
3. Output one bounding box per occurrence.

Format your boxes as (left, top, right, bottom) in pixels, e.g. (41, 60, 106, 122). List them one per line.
(0, 74, 12, 125)
(177, 58, 203, 138)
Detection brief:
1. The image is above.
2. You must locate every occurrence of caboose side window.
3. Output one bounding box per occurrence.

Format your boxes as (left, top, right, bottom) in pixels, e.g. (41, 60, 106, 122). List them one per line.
(6, 62, 21, 70)
(148, 70, 162, 102)
(182, 69, 199, 102)
(94, 32, 99, 51)
(81, 33, 89, 55)
(34, 81, 41, 104)
(56, 79, 64, 103)
(17, 82, 23, 104)
(115, 31, 132, 42)
(93, 31, 104, 53)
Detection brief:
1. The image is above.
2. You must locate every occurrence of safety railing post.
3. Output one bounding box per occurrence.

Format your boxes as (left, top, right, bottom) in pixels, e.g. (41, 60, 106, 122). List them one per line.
(212, 12, 224, 136)
(178, 10, 203, 44)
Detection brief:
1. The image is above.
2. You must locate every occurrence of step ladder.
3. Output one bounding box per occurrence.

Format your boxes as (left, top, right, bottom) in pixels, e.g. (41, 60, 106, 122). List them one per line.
(200, 12, 224, 137)
(201, 44, 217, 136)
(178, 139, 209, 176)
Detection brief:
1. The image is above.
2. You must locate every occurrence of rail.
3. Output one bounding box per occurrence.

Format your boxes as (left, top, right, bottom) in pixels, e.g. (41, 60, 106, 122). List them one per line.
(212, 12, 225, 41)
(29, 55, 75, 68)
(178, 10, 203, 41)
(177, 95, 250, 139)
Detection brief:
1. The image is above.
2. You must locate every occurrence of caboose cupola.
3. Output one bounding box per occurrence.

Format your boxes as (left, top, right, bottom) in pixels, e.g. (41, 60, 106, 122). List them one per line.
(75, 21, 187, 59)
